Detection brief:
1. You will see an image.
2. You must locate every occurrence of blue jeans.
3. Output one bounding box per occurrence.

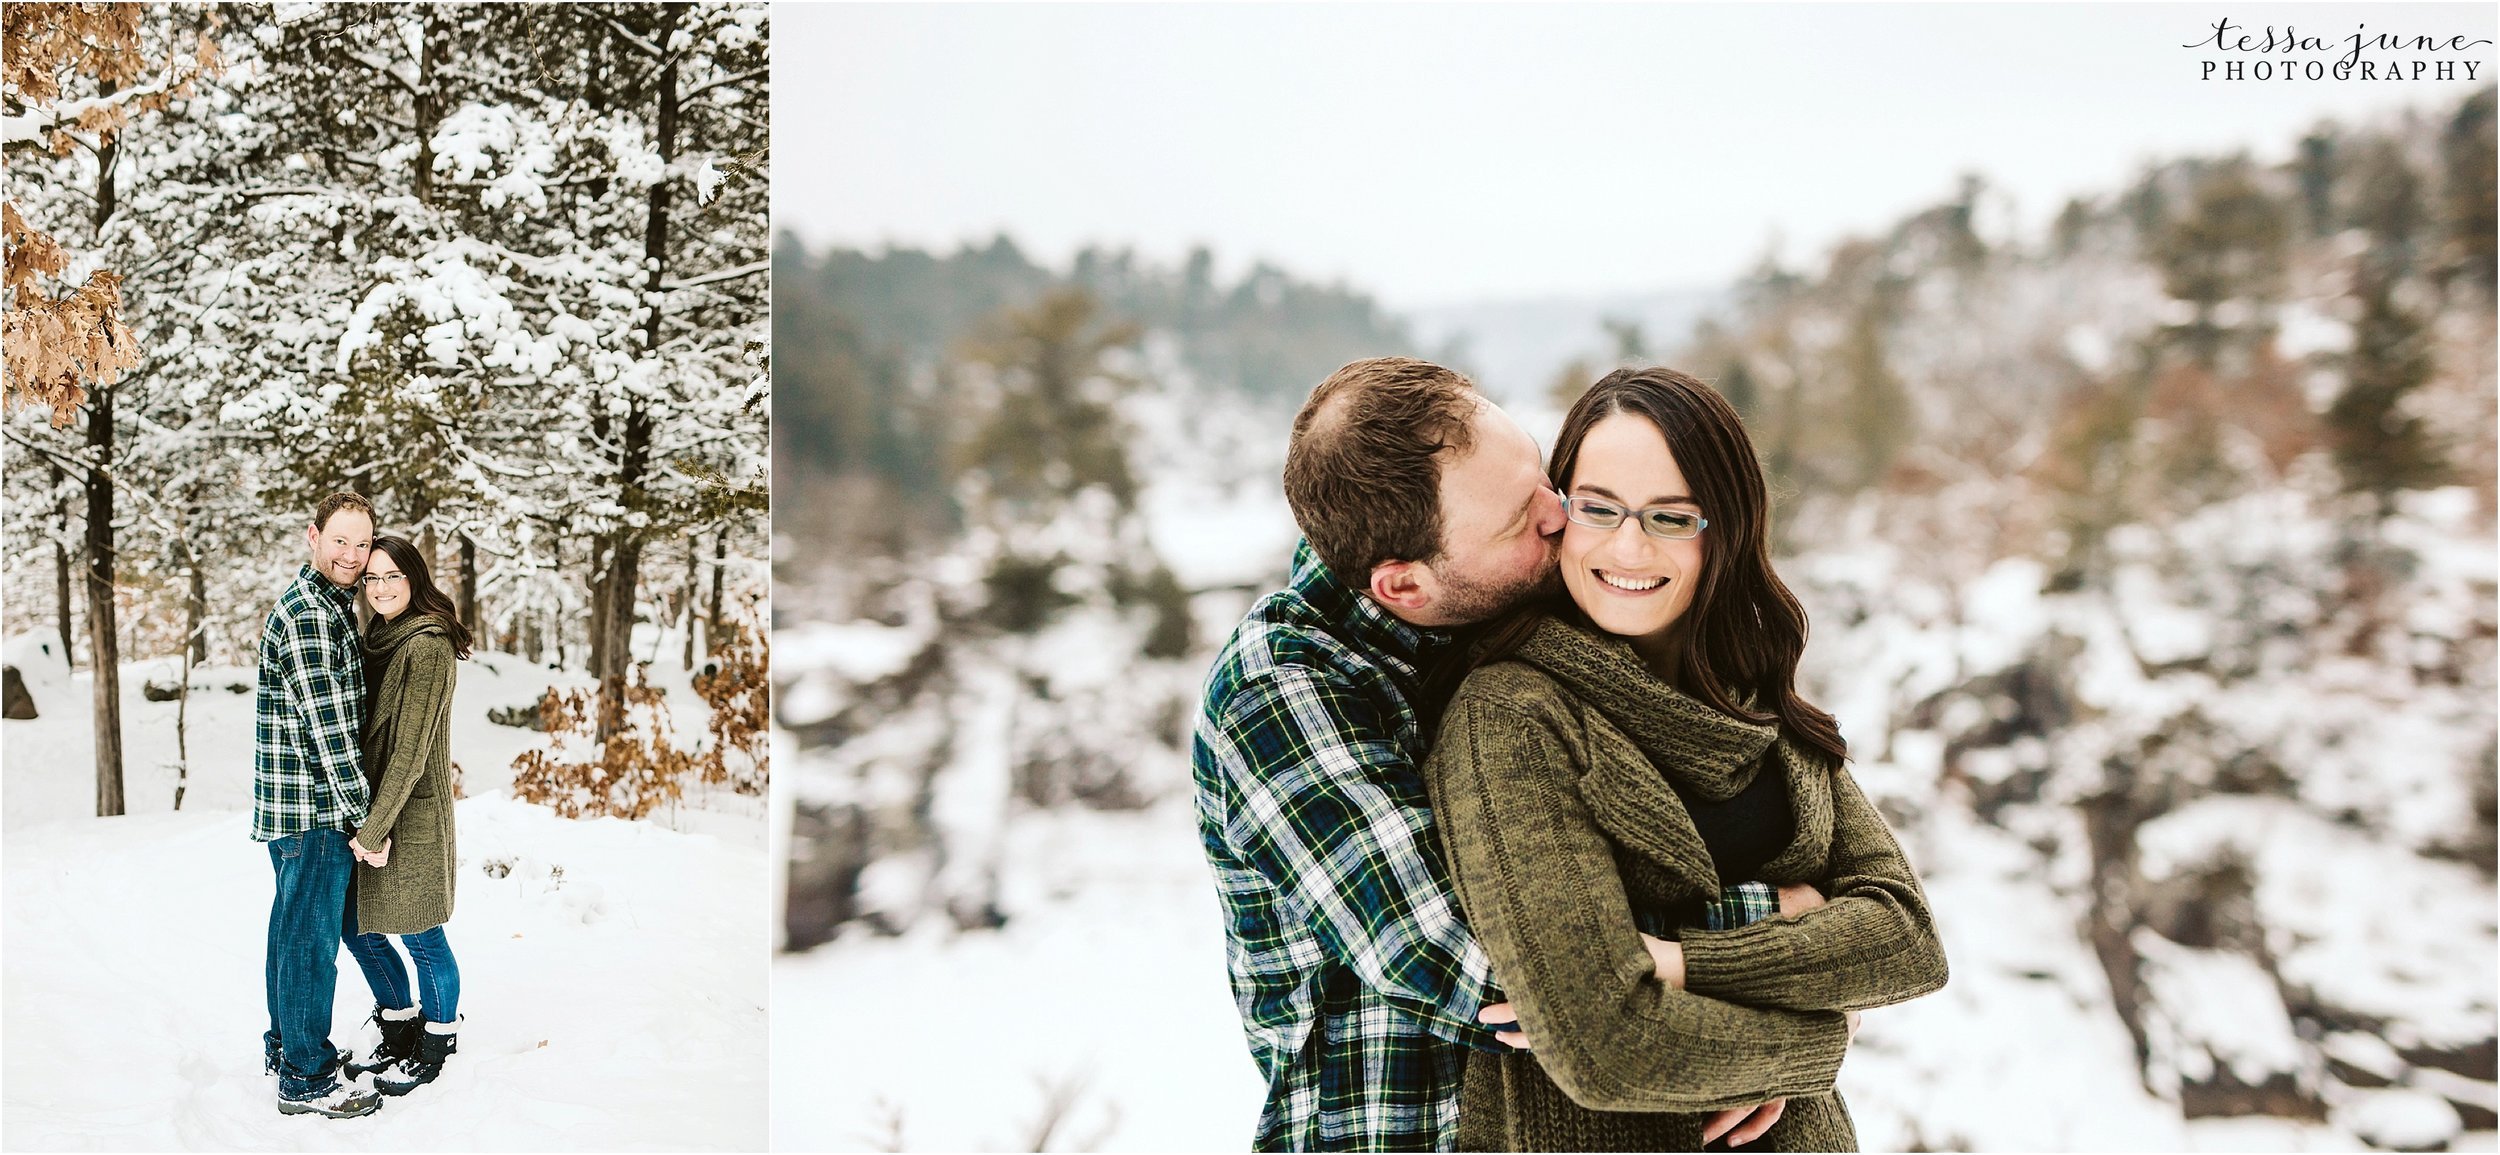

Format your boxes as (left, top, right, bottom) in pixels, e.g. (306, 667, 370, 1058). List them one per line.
(344, 912, 460, 1024)
(263, 827, 353, 1100)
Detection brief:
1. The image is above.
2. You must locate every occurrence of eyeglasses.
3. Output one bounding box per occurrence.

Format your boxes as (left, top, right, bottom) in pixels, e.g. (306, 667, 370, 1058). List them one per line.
(360, 573, 409, 590)
(1562, 495, 1708, 540)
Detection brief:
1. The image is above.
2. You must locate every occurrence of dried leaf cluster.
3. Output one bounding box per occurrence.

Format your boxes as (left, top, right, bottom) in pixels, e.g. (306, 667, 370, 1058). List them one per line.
(692, 616, 768, 795)
(2, 209, 134, 423)
(510, 668, 701, 821)
(2, 2, 221, 424)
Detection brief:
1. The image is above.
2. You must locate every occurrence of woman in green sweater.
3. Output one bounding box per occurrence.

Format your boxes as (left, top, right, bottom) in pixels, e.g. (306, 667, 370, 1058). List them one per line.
(339, 535, 469, 1097)
(1423, 367, 1948, 1151)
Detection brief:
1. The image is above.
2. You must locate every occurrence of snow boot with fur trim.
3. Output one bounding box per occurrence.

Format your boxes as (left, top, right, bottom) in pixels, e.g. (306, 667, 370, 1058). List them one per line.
(346, 1005, 424, 1080)
(375, 1017, 459, 1096)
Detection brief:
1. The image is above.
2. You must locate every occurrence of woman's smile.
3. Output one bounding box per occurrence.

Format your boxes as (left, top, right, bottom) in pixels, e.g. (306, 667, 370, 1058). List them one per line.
(1592, 570, 1669, 594)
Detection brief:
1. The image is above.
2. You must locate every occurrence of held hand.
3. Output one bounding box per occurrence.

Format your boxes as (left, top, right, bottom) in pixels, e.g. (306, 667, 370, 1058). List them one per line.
(350, 838, 376, 866)
(1703, 1099, 1786, 1148)
(1476, 1003, 1532, 1051)
(1637, 933, 1687, 990)
(372, 838, 391, 868)
(1776, 883, 1828, 918)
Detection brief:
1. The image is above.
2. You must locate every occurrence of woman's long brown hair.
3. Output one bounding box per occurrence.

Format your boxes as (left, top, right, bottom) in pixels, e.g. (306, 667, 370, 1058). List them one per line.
(1468, 367, 1847, 767)
(368, 535, 475, 660)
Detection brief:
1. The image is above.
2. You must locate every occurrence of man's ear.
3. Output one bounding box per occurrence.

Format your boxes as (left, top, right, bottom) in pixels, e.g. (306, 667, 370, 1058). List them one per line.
(305, 523, 322, 551)
(1367, 559, 1436, 616)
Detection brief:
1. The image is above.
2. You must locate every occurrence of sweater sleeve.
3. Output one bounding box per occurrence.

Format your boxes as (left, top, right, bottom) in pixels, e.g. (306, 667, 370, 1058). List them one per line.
(1427, 687, 1852, 1113)
(353, 638, 454, 851)
(1679, 768, 1950, 1012)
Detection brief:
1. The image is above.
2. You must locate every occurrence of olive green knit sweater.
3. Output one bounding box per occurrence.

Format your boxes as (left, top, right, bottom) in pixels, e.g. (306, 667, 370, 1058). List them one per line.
(1421, 616, 1949, 1152)
(351, 612, 459, 937)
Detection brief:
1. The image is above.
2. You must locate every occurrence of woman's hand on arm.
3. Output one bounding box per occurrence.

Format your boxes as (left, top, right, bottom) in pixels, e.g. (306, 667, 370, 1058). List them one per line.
(1705, 1099, 1786, 1148)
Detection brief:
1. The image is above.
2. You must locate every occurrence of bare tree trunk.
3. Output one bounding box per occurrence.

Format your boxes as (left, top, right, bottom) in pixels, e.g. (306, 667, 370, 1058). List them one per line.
(458, 533, 478, 636)
(552, 532, 568, 670)
(173, 683, 191, 808)
(595, 515, 645, 743)
(87, 387, 124, 818)
(92, 84, 120, 224)
(587, 533, 612, 679)
(187, 542, 207, 666)
(644, 567, 667, 664)
(594, 5, 681, 743)
(681, 533, 699, 670)
(88, 107, 124, 819)
(52, 462, 75, 669)
(707, 530, 726, 657)
(413, 7, 440, 206)
(174, 576, 193, 811)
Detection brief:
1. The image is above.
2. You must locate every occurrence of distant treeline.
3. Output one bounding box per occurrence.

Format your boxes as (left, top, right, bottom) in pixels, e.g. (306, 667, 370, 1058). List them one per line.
(772, 234, 1415, 497)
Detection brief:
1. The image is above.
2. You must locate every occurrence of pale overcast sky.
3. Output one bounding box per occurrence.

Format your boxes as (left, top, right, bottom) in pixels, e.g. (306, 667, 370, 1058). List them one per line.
(772, 3, 2495, 311)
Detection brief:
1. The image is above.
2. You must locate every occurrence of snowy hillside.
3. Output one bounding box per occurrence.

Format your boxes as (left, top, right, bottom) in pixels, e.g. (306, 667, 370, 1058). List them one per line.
(776, 92, 2497, 1152)
(2, 636, 767, 1151)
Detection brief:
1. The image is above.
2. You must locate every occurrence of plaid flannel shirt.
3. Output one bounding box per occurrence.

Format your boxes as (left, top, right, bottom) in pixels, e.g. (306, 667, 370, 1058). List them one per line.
(252, 564, 371, 841)
(1705, 881, 1780, 931)
(1194, 542, 1504, 1152)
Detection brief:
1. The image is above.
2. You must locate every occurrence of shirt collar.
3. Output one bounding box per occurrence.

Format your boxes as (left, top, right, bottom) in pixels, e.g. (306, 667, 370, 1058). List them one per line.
(1286, 539, 1456, 670)
(298, 563, 360, 611)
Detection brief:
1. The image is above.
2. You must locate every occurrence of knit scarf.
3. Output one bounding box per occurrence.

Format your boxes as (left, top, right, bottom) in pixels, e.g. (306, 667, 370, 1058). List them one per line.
(1507, 614, 1836, 893)
(1512, 615, 1775, 801)
(364, 609, 447, 660)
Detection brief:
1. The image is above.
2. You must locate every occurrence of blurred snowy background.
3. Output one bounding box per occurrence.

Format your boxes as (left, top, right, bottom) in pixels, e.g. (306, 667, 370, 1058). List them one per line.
(774, 7, 2496, 1152)
(2, 4, 770, 1148)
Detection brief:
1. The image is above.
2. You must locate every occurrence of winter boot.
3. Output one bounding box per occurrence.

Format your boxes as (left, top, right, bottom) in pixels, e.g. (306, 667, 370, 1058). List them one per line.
(375, 1017, 459, 1097)
(276, 1079, 383, 1119)
(346, 1005, 424, 1079)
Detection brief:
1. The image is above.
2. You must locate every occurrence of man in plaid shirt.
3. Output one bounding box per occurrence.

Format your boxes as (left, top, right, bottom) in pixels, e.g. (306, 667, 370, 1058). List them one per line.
(253, 491, 385, 1119)
(1194, 359, 1568, 1151)
(1196, 360, 1801, 1150)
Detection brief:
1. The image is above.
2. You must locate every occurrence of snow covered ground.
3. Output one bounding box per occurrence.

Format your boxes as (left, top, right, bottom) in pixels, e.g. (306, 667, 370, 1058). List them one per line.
(772, 798, 2492, 1153)
(2, 633, 767, 1150)
(772, 802, 1262, 1152)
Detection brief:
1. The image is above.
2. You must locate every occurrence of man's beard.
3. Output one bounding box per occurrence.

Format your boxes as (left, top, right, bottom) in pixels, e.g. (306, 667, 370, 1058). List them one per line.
(1432, 551, 1564, 627)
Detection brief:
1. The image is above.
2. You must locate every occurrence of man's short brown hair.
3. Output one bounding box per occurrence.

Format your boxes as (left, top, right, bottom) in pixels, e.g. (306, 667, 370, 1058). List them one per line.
(312, 491, 375, 533)
(1283, 357, 1480, 585)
